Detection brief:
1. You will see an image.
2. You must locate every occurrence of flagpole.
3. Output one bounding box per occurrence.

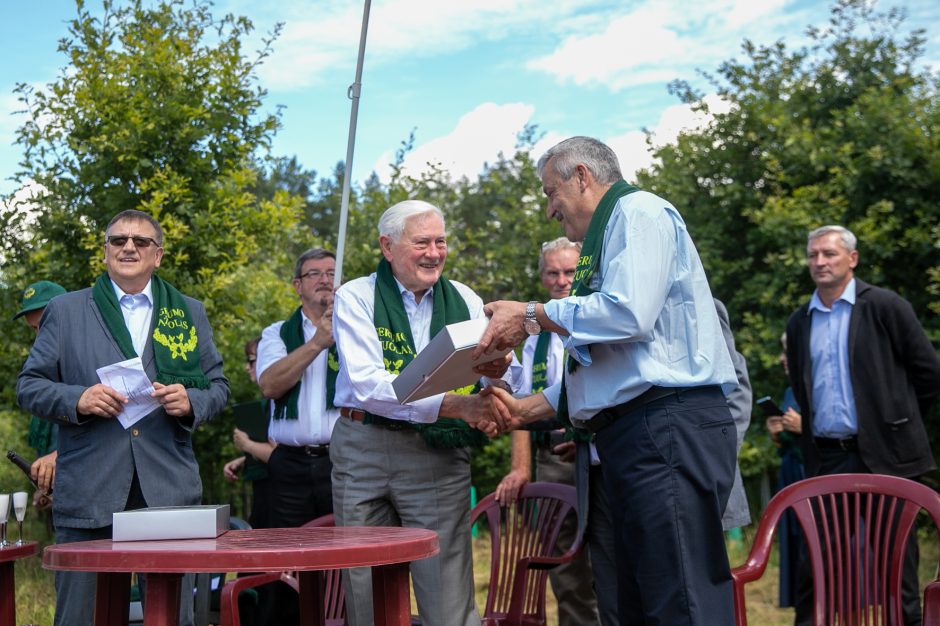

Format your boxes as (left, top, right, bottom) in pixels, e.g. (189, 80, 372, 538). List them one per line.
(334, 0, 372, 288)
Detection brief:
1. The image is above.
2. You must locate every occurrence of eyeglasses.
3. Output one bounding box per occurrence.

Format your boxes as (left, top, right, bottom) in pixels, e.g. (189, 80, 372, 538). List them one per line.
(298, 270, 336, 281)
(106, 235, 161, 249)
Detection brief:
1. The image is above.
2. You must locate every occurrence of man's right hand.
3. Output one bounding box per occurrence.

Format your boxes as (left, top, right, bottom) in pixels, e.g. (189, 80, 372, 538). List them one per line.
(312, 302, 336, 350)
(223, 456, 246, 482)
(495, 469, 530, 504)
(76, 384, 128, 418)
(31, 450, 57, 493)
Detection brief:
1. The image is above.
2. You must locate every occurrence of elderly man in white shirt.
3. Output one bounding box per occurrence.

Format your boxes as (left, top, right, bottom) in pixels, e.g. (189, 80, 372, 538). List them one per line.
(331, 199, 516, 626)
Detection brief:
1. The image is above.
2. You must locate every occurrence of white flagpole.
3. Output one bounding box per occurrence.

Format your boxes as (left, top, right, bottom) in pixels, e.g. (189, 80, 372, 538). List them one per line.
(334, 0, 372, 288)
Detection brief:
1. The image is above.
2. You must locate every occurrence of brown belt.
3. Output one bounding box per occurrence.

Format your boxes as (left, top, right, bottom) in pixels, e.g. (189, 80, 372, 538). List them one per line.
(340, 407, 416, 431)
(340, 407, 366, 421)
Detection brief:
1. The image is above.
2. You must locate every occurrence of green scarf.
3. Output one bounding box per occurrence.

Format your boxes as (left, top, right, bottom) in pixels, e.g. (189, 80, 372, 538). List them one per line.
(27, 417, 55, 456)
(530, 331, 551, 393)
(92, 273, 209, 389)
(558, 180, 640, 427)
(272, 306, 339, 420)
(370, 259, 488, 449)
(528, 331, 562, 446)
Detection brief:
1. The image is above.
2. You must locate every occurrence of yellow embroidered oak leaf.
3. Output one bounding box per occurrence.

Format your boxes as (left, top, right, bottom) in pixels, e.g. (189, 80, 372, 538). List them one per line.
(153, 326, 198, 361)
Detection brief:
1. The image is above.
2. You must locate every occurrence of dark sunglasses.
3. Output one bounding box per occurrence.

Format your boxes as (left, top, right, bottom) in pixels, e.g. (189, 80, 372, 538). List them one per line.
(106, 235, 161, 249)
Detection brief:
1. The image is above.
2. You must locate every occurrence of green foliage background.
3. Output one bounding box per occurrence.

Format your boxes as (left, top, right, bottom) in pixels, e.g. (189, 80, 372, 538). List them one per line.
(1, 0, 938, 512)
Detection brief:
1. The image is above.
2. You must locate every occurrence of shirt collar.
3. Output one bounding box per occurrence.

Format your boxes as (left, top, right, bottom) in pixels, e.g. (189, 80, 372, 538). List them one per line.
(111, 278, 153, 306)
(392, 275, 433, 304)
(809, 277, 856, 312)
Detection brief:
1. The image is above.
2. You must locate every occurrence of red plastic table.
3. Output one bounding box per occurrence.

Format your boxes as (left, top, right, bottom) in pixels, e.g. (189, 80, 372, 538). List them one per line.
(43, 526, 438, 626)
(0, 541, 39, 626)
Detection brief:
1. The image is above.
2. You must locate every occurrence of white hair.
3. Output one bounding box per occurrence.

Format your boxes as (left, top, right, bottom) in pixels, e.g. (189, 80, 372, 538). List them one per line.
(808, 225, 857, 253)
(536, 136, 622, 185)
(378, 200, 445, 242)
(539, 237, 581, 272)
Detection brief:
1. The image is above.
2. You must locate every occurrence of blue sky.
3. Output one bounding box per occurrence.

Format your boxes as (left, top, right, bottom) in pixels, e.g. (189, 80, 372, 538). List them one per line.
(1, 0, 938, 198)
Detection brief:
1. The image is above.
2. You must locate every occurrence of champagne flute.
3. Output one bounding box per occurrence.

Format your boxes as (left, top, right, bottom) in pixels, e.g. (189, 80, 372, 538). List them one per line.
(0, 493, 9, 547)
(12, 492, 27, 545)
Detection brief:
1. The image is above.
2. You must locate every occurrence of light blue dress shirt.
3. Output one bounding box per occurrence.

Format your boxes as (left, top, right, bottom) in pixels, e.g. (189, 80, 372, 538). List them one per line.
(808, 278, 858, 438)
(541, 190, 737, 425)
(111, 279, 153, 357)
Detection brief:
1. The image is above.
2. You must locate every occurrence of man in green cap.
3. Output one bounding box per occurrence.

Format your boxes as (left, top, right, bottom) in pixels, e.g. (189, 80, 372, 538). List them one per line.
(13, 279, 67, 505)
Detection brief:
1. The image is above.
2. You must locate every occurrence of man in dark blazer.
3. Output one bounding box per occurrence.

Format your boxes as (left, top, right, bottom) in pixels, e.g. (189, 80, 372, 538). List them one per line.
(17, 209, 229, 626)
(786, 224, 940, 626)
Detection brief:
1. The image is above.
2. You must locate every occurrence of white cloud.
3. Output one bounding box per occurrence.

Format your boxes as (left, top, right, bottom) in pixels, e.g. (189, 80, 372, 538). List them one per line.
(374, 93, 731, 184)
(527, 0, 799, 90)
(373, 101, 536, 182)
(607, 93, 732, 179)
(247, 0, 601, 90)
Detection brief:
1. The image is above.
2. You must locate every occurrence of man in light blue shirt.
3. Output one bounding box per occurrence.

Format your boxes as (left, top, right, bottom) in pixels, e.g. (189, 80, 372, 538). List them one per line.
(477, 136, 739, 626)
(786, 225, 940, 626)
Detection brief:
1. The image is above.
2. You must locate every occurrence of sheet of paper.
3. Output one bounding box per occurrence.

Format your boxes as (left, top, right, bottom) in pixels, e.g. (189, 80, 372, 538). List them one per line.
(96, 357, 160, 429)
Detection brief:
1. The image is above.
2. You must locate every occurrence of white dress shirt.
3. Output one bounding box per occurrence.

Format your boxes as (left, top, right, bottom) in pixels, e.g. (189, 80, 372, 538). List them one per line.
(111, 278, 153, 357)
(256, 312, 339, 446)
(333, 272, 520, 423)
(519, 332, 564, 394)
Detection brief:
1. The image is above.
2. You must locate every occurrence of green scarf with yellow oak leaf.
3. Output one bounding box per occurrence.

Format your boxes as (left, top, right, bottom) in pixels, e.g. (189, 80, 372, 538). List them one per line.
(92, 273, 209, 389)
(370, 258, 487, 449)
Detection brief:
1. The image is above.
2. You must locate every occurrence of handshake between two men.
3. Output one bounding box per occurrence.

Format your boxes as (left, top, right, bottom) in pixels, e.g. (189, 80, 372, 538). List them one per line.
(449, 299, 560, 438)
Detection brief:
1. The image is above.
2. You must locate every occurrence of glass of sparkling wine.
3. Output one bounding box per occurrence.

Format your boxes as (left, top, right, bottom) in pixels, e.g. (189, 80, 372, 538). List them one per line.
(0, 493, 9, 547)
(12, 492, 27, 545)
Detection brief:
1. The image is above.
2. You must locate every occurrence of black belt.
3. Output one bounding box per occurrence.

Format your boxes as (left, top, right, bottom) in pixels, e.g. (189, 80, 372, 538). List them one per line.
(340, 407, 416, 431)
(814, 436, 858, 451)
(585, 386, 701, 434)
(279, 444, 330, 457)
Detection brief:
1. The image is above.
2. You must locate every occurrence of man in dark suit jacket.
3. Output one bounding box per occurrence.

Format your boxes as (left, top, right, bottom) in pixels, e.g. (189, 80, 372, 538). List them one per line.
(17, 209, 230, 626)
(785, 224, 940, 626)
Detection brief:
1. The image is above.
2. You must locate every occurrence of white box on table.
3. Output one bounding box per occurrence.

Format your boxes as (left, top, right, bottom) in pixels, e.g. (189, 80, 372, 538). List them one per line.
(112, 504, 230, 542)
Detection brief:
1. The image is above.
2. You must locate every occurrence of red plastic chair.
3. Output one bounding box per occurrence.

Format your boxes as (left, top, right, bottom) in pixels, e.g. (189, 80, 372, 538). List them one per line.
(732, 473, 940, 626)
(218, 513, 346, 626)
(473, 481, 583, 626)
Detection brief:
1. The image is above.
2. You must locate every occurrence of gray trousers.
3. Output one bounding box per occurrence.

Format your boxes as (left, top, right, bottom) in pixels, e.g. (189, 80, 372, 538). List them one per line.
(535, 446, 601, 626)
(54, 525, 194, 626)
(330, 416, 480, 626)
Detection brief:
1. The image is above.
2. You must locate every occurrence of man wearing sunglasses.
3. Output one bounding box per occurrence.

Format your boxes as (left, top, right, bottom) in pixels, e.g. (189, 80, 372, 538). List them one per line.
(252, 247, 340, 625)
(17, 209, 230, 626)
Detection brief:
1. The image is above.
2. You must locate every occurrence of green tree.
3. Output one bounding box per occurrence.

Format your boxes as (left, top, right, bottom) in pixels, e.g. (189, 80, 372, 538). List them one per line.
(0, 0, 307, 508)
(636, 0, 940, 483)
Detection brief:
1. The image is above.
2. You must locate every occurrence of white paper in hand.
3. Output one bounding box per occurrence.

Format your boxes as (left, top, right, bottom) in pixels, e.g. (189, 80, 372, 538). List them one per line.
(96, 357, 161, 429)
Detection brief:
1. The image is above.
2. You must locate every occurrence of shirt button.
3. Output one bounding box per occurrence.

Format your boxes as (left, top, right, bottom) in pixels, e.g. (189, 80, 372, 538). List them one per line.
(132, 429, 140, 437)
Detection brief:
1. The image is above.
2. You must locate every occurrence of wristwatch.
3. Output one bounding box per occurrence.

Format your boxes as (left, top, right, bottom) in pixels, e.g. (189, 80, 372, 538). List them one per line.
(523, 301, 541, 335)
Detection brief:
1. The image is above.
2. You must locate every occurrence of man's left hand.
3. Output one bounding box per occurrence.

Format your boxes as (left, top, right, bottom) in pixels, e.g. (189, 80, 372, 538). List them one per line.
(152, 382, 193, 417)
(473, 300, 529, 359)
(473, 352, 513, 379)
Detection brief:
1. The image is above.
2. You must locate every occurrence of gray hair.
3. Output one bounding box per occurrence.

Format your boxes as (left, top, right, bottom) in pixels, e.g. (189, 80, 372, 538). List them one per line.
(807, 225, 857, 253)
(536, 136, 622, 185)
(106, 210, 164, 245)
(377, 200, 445, 242)
(538, 237, 582, 272)
(293, 247, 336, 279)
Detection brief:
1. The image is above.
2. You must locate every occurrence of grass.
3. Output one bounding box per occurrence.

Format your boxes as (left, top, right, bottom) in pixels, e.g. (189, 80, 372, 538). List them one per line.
(10, 515, 939, 625)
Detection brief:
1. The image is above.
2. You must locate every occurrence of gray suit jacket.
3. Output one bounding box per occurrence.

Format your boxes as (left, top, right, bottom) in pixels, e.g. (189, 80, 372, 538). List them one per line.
(715, 298, 752, 530)
(16, 285, 229, 529)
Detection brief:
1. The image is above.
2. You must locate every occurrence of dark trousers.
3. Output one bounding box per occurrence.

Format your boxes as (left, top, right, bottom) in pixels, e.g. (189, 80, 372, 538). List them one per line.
(793, 448, 922, 626)
(594, 386, 737, 626)
(54, 474, 195, 626)
(258, 444, 334, 626)
(585, 460, 620, 626)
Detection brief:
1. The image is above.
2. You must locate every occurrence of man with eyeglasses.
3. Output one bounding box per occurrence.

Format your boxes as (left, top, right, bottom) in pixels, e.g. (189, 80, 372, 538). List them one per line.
(253, 247, 340, 625)
(17, 209, 230, 626)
